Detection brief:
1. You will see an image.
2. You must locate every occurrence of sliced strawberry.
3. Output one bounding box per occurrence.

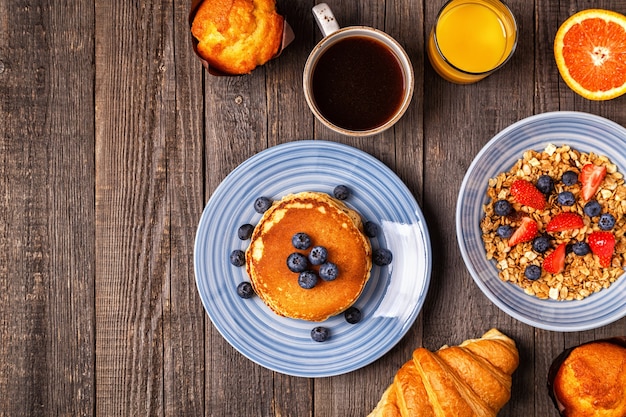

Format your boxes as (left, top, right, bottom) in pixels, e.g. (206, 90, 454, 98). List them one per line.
(543, 242, 567, 274)
(507, 217, 538, 247)
(546, 212, 584, 232)
(580, 164, 606, 201)
(510, 179, 546, 210)
(588, 231, 616, 267)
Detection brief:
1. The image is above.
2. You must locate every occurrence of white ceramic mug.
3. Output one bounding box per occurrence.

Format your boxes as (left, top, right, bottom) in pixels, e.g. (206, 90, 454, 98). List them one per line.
(303, 3, 414, 137)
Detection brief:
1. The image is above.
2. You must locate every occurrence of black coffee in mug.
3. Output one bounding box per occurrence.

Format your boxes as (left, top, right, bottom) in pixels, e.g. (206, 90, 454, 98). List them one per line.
(311, 36, 406, 131)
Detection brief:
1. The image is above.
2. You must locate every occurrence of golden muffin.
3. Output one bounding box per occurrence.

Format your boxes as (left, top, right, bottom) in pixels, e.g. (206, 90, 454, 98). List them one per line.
(246, 192, 372, 322)
(553, 341, 626, 417)
(190, 0, 284, 74)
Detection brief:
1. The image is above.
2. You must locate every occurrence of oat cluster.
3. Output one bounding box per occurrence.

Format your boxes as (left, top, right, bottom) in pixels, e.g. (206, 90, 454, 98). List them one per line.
(481, 144, 626, 300)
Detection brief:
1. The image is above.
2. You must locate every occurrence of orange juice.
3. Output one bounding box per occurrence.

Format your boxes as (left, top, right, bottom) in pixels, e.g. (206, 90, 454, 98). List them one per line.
(427, 0, 517, 83)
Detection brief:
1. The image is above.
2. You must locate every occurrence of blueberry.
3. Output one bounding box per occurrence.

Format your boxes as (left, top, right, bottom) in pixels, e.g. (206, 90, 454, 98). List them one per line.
(583, 200, 602, 217)
(298, 270, 318, 289)
(572, 241, 590, 256)
(373, 248, 393, 266)
(319, 262, 339, 281)
(333, 185, 350, 200)
(287, 253, 309, 273)
(237, 224, 254, 240)
(562, 170, 578, 186)
(598, 213, 616, 230)
(311, 326, 329, 342)
(536, 175, 554, 194)
(496, 225, 513, 239)
(532, 235, 551, 253)
(493, 199, 513, 216)
(524, 265, 541, 281)
(292, 232, 312, 250)
(229, 249, 245, 267)
(308, 246, 328, 265)
(253, 196, 272, 213)
(557, 191, 575, 206)
(236, 282, 255, 299)
(364, 221, 379, 238)
(344, 307, 362, 324)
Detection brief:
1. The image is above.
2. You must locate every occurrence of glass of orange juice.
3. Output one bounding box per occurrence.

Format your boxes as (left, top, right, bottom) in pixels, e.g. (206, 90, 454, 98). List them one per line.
(427, 0, 517, 84)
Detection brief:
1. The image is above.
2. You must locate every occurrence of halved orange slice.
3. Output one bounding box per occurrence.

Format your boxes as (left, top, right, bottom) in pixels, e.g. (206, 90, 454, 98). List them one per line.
(554, 9, 626, 100)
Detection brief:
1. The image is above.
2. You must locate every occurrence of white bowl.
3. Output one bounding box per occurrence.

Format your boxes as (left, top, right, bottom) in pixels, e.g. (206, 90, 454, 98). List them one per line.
(457, 111, 626, 331)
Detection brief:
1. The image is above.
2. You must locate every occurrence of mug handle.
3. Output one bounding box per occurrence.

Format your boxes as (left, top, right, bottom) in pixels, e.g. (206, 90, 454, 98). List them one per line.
(312, 3, 340, 37)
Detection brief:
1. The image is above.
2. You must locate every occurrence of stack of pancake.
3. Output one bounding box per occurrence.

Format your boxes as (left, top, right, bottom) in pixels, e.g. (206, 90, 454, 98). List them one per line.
(246, 192, 372, 322)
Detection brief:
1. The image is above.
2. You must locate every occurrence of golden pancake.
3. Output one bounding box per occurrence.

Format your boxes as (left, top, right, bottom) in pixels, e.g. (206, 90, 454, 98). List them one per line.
(246, 191, 372, 321)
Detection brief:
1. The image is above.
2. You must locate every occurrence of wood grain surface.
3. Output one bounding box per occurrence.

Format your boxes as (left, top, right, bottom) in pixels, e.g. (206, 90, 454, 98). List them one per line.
(1, 0, 625, 416)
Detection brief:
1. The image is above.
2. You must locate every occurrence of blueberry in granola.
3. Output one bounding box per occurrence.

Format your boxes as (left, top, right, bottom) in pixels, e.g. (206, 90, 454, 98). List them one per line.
(496, 225, 513, 239)
(524, 265, 541, 281)
(494, 199, 513, 216)
(583, 200, 602, 217)
(561, 170, 578, 186)
(536, 175, 554, 194)
(532, 235, 551, 253)
(571, 241, 590, 256)
(598, 213, 616, 230)
(557, 191, 575, 206)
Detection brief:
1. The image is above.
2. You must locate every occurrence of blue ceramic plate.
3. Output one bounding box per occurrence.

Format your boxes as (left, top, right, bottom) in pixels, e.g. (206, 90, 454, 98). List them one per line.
(457, 111, 626, 332)
(194, 140, 432, 377)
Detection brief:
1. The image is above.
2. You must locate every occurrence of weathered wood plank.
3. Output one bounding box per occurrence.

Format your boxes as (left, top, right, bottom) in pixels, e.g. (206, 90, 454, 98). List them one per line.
(94, 1, 171, 415)
(0, 0, 96, 416)
(163, 1, 206, 416)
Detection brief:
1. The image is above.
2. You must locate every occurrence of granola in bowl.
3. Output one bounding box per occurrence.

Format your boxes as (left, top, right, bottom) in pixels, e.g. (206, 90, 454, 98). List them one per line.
(481, 144, 626, 301)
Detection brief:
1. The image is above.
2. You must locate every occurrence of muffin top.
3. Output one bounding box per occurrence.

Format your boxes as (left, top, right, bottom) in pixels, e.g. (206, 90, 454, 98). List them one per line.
(553, 341, 626, 417)
(191, 0, 283, 74)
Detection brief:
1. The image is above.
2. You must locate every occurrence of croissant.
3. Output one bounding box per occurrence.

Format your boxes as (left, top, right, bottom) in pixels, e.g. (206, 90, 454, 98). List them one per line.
(368, 328, 519, 417)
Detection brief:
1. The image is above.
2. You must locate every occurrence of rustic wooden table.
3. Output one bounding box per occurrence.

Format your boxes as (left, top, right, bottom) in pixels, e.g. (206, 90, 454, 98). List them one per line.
(1, 0, 626, 416)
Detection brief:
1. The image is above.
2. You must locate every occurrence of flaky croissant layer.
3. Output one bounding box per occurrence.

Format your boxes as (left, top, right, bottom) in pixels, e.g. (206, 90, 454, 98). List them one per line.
(368, 328, 519, 417)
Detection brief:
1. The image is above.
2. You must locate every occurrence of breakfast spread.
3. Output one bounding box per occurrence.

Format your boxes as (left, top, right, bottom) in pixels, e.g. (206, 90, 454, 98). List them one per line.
(244, 191, 373, 322)
(481, 144, 626, 300)
(190, 0, 284, 74)
(184, 2, 626, 412)
(368, 328, 519, 417)
(551, 340, 626, 417)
